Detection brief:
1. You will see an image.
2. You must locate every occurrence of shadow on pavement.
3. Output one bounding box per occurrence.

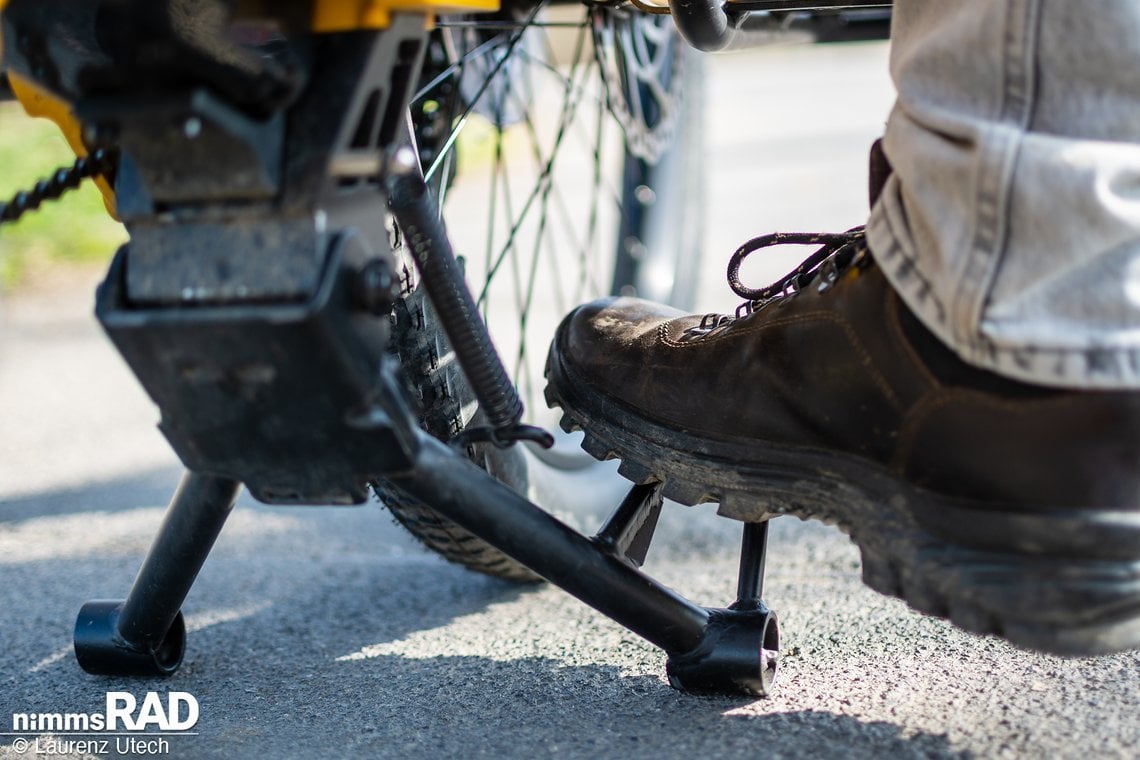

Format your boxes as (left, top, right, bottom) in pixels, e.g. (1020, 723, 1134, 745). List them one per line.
(0, 492, 967, 759)
(0, 466, 186, 522)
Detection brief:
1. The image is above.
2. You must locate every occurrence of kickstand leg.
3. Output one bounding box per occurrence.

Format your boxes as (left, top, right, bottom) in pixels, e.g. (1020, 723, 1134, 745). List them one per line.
(74, 471, 241, 676)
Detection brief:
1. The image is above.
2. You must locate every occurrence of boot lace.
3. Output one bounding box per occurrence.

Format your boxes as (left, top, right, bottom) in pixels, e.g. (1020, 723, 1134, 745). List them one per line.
(689, 227, 867, 336)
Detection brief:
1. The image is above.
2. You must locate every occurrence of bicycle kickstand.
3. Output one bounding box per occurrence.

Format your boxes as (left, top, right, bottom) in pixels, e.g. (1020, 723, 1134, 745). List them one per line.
(74, 472, 240, 676)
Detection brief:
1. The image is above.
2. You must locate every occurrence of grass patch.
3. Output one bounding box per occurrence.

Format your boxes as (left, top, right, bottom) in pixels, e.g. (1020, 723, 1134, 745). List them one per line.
(0, 101, 127, 290)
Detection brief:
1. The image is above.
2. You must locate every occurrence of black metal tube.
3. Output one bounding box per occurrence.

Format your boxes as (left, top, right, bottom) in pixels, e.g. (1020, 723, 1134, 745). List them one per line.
(669, 0, 736, 53)
(668, 0, 892, 52)
(735, 521, 769, 608)
(391, 434, 710, 655)
(727, 0, 890, 10)
(116, 471, 241, 649)
(386, 150, 524, 429)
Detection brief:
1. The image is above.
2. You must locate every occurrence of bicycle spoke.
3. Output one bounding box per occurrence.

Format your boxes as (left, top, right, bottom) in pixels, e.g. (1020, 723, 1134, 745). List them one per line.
(515, 24, 595, 370)
(578, 91, 608, 304)
(476, 21, 594, 308)
(499, 70, 595, 277)
(481, 124, 506, 325)
(408, 4, 689, 421)
(411, 34, 505, 105)
(436, 21, 586, 30)
(423, 5, 542, 183)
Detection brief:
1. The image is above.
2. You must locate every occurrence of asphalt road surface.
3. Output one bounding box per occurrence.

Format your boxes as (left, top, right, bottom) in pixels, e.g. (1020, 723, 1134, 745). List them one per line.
(2, 41, 1138, 760)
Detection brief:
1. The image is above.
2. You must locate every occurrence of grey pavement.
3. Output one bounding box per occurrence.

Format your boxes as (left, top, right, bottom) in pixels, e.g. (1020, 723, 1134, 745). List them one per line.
(2, 41, 1139, 760)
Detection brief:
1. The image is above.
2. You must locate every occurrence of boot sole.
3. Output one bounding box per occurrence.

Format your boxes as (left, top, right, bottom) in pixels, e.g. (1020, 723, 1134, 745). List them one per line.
(545, 345, 1140, 657)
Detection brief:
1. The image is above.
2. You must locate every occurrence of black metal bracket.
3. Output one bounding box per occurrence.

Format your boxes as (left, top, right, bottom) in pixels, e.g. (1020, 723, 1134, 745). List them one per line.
(665, 606, 779, 695)
(97, 230, 417, 506)
(662, 522, 780, 695)
(595, 483, 665, 567)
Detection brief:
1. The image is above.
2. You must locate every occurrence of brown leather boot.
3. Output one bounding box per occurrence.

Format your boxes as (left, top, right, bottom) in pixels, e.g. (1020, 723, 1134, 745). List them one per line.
(545, 230, 1140, 656)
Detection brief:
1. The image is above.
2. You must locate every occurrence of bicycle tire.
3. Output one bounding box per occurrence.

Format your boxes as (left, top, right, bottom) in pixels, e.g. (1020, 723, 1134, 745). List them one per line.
(378, 4, 705, 581)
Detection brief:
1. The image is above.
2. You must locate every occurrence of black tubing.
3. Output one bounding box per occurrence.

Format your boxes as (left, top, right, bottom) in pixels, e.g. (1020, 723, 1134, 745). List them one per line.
(668, 1, 893, 52)
(116, 473, 240, 649)
(75, 602, 186, 677)
(669, 0, 738, 52)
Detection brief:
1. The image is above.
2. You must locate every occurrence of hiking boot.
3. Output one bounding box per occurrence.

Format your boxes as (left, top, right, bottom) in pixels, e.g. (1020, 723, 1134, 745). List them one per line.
(544, 230, 1140, 656)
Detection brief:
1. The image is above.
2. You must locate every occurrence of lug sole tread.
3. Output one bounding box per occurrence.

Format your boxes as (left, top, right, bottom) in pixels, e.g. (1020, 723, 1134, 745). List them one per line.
(544, 348, 1140, 656)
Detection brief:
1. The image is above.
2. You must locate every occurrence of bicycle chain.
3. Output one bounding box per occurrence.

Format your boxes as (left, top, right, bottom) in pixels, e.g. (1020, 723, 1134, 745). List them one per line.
(0, 149, 117, 227)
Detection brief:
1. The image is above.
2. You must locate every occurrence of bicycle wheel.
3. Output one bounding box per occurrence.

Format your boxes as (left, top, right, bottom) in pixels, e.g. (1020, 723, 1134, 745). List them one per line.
(377, 2, 705, 580)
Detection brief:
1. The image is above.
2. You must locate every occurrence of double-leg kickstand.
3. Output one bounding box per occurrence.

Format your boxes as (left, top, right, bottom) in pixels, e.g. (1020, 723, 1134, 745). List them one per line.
(74, 471, 240, 676)
(75, 436, 780, 696)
